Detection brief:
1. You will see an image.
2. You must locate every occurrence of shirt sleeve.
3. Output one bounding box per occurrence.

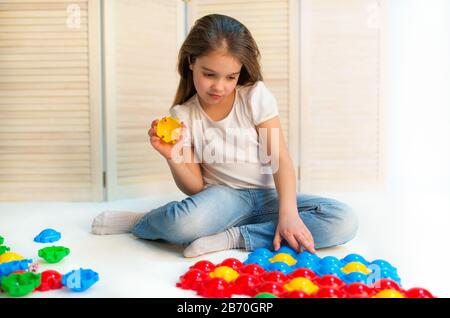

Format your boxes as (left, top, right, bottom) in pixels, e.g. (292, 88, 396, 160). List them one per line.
(248, 81, 279, 126)
(169, 104, 192, 146)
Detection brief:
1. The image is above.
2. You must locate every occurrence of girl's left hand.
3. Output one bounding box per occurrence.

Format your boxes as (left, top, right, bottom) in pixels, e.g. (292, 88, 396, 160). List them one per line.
(273, 213, 316, 253)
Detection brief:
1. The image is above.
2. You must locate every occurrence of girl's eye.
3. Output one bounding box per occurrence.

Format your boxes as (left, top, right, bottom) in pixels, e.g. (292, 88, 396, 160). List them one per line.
(204, 73, 215, 77)
(228, 77, 236, 80)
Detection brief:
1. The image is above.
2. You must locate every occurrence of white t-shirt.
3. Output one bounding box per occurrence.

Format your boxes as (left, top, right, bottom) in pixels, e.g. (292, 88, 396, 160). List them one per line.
(170, 81, 279, 189)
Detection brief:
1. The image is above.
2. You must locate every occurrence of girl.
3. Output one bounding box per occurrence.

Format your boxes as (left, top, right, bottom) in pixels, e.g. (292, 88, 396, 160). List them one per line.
(92, 14, 358, 258)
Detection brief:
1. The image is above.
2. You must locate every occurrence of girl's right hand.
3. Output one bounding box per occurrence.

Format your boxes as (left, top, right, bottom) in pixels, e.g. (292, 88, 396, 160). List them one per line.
(148, 119, 186, 160)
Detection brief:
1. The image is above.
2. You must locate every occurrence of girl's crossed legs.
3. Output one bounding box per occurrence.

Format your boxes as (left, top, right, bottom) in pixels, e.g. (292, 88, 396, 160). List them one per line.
(129, 185, 358, 257)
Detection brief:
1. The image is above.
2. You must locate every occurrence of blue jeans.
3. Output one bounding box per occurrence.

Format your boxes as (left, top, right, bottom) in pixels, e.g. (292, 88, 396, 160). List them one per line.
(132, 185, 358, 251)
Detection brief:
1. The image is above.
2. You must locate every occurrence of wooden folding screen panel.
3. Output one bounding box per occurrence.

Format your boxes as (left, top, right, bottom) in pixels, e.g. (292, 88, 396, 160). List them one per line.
(103, 0, 184, 199)
(0, 0, 102, 201)
(300, 0, 387, 192)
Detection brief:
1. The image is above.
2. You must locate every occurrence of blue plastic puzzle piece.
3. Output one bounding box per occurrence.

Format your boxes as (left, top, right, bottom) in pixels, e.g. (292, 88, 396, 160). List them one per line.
(62, 268, 99, 292)
(251, 248, 273, 259)
(0, 259, 33, 281)
(319, 256, 342, 267)
(244, 254, 271, 268)
(34, 228, 61, 243)
(341, 253, 369, 265)
(267, 261, 292, 274)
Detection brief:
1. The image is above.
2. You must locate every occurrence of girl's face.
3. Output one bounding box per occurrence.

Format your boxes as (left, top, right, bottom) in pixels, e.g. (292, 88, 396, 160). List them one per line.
(189, 50, 242, 107)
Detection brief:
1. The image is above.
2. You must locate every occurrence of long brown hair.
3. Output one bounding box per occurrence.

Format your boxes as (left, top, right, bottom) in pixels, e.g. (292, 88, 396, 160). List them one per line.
(171, 14, 263, 107)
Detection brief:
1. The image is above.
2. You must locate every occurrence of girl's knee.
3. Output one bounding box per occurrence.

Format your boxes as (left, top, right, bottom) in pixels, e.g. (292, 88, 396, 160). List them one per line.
(340, 206, 358, 243)
(132, 187, 236, 244)
(131, 201, 205, 245)
(166, 219, 205, 245)
(324, 201, 359, 244)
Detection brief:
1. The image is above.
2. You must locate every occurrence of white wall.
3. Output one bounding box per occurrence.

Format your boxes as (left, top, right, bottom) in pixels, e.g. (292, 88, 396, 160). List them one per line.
(387, 0, 450, 197)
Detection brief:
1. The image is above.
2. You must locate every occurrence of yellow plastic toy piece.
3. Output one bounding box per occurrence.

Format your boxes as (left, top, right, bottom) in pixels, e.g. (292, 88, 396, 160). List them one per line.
(341, 261, 372, 275)
(269, 253, 297, 266)
(155, 116, 182, 144)
(284, 277, 319, 295)
(209, 266, 240, 283)
(372, 289, 405, 298)
(0, 252, 24, 264)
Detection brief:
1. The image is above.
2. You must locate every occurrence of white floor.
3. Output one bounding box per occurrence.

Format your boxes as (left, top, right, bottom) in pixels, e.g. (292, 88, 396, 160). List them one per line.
(1, 190, 449, 298)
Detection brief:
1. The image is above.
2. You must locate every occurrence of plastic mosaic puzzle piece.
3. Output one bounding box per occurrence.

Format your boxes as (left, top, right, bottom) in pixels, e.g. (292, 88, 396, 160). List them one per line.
(218, 258, 243, 271)
(405, 287, 435, 298)
(269, 253, 297, 266)
(38, 246, 70, 264)
(62, 268, 99, 292)
(373, 289, 405, 298)
(155, 116, 182, 144)
(255, 292, 278, 298)
(209, 266, 239, 282)
(197, 277, 232, 298)
(35, 270, 63, 292)
(1, 272, 41, 297)
(176, 268, 209, 290)
(239, 264, 265, 277)
(284, 277, 319, 294)
(0, 245, 11, 255)
(176, 249, 436, 298)
(33, 228, 61, 243)
(232, 274, 261, 296)
(0, 252, 24, 264)
(189, 260, 215, 273)
(0, 259, 33, 279)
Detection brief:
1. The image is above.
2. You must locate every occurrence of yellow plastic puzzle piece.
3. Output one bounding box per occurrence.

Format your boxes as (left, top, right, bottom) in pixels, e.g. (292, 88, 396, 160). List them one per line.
(341, 261, 372, 275)
(209, 266, 240, 283)
(284, 277, 319, 294)
(0, 252, 25, 264)
(156, 116, 182, 144)
(372, 289, 405, 298)
(269, 253, 297, 266)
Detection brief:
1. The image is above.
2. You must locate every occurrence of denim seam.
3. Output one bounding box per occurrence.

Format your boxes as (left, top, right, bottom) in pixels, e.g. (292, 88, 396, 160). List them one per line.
(248, 189, 261, 214)
(235, 189, 251, 208)
(228, 214, 255, 229)
(257, 211, 279, 218)
(239, 226, 252, 251)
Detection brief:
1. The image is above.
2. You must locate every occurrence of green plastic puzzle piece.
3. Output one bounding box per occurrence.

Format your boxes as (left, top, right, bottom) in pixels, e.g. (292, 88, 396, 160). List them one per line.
(1, 272, 42, 297)
(38, 246, 70, 264)
(0, 235, 4, 245)
(0, 245, 11, 255)
(255, 292, 278, 298)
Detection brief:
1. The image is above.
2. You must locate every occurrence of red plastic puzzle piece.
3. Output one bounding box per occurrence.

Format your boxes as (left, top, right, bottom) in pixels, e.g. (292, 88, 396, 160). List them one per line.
(405, 287, 434, 298)
(219, 258, 243, 271)
(261, 271, 289, 284)
(176, 269, 208, 291)
(341, 282, 374, 298)
(314, 275, 345, 289)
(197, 277, 232, 298)
(239, 264, 265, 276)
(232, 274, 261, 296)
(190, 260, 215, 273)
(36, 270, 63, 292)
